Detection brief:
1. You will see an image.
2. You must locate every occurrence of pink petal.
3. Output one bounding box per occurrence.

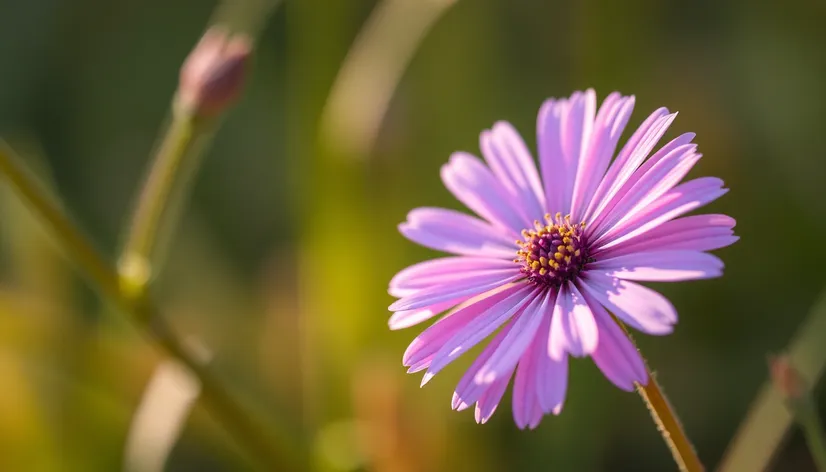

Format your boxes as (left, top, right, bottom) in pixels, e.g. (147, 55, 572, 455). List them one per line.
(389, 256, 520, 297)
(441, 153, 527, 233)
(588, 301, 648, 391)
(595, 177, 729, 250)
(422, 285, 539, 383)
(474, 288, 551, 385)
(512, 335, 544, 430)
(589, 143, 701, 240)
(578, 272, 677, 335)
(389, 268, 520, 312)
(402, 284, 523, 369)
(570, 93, 635, 221)
(399, 207, 516, 259)
(534, 313, 568, 414)
(537, 99, 567, 213)
(474, 374, 512, 424)
(389, 299, 462, 330)
(559, 90, 597, 214)
(592, 250, 724, 282)
(452, 321, 515, 411)
(480, 122, 546, 223)
(549, 283, 599, 358)
(594, 214, 737, 259)
(538, 90, 596, 215)
(584, 111, 680, 227)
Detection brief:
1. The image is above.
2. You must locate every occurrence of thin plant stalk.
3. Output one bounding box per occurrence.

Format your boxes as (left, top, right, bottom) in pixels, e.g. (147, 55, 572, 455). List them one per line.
(799, 408, 826, 472)
(719, 290, 826, 472)
(0, 143, 301, 470)
(769, 355, 826, 472)
(637, 371, 705, 472)
(117, 108, 211, 300)
(0, 142, 121, 301)
(617, 319, 704, 472)
(318, 0, 459, 158)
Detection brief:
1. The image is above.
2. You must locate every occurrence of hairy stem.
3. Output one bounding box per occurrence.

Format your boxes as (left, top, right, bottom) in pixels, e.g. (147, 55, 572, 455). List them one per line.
(637, 370, 705, 472)
(616, 319, 704, 472)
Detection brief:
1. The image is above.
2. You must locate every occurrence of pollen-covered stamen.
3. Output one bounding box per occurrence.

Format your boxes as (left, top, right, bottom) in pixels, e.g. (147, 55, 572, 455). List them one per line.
(514, 212, 591, 287)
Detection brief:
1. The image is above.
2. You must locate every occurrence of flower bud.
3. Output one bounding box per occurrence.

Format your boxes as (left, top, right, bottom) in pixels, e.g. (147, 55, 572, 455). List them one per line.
(769, 354, 806, 401)
(177, 27, 251, 117)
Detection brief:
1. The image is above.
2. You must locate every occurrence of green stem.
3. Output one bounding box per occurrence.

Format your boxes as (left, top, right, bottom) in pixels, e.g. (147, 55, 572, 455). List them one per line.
(0, 143, 122, 302)
(773, 357, 826, 472)
(719, 290, 826, 472)
(616, 319, 705, 472)
(0, 142, 300, 470)
(799, 405, 826, 472)
(118, 108, 210, 299)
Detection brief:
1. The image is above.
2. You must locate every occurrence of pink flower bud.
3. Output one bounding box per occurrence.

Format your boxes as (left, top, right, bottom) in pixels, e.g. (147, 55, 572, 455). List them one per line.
(177, 27, 251, 117)
(769, 354, 806, 400)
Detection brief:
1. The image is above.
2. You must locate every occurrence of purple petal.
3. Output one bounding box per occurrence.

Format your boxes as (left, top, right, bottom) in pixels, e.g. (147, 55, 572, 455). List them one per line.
(570, 93, 635, 221)
(389, 268, 520, 312)
(452, 322, 515, 411)
(549, 283, 599, 358)
(399, 207, 516, 259)
(559, 90, 597, 214)
(480, 122, 546, 222)
(474, 288, 551, 384)
(585, 112, 680, 228)
(589, 143, 701, 240)
(534, 313, 568, 414)
(389, 299, 462, 330)
(538, 90, 596, 215)
(588, 301, 648, 391)
(512, 335, 544, 429)
(548, 288, 566, 361)
(578, 272, 677, 335)
(592, 250, 724, 282)
(595, 177, 729, 250)
(537, 99, 567, 213)
(402, 284, 523, 369)
(474, 374, 512, 424)
(389, 256, 520, 297)
(441, 153, 527, 233)
(422, 285, 539, 382)
(594, 214, 737, 259)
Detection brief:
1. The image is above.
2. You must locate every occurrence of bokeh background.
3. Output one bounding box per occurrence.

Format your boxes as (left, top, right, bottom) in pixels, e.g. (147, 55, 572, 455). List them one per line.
(1, 0, 825, 471)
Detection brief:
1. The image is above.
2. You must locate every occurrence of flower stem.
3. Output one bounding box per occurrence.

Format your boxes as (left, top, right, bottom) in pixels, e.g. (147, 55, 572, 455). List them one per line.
(616, 319, 704, 472)
(117, 107, 212, 300)
(0, 142, 122, 300)
(0, 142, 301, 470)
(636, 370, 705, 472)
(798, 402, 826, 471)
(769, 355, 826, 472)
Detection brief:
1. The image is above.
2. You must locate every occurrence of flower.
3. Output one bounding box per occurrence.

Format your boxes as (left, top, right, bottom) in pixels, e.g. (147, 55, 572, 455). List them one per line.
(388, 89, 737, 429)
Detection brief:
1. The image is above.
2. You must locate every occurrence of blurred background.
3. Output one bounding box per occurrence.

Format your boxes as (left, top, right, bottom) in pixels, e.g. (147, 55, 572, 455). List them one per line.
(1, 0, 825, 470)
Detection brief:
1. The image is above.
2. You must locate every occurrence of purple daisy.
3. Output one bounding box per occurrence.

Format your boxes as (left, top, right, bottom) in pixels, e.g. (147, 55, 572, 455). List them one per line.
(388, 89, 738, 429)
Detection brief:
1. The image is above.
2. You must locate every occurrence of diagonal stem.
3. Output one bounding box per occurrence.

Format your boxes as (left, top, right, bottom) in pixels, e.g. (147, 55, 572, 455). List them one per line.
(117, 108, 213, 301)
(0, 142, 302, 470)
(799, 408, 826, 472)
(616, 319, 704, 472)
(636, 369, 705, 472)
(0, 142, 122, 301)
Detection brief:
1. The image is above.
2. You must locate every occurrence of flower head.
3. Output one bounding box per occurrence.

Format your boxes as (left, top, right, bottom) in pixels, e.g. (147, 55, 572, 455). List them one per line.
(388, 90, 737, 428)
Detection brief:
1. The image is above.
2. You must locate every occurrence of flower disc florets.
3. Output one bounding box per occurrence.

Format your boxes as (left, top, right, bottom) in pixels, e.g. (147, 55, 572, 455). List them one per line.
(515, 212, 591, 287)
